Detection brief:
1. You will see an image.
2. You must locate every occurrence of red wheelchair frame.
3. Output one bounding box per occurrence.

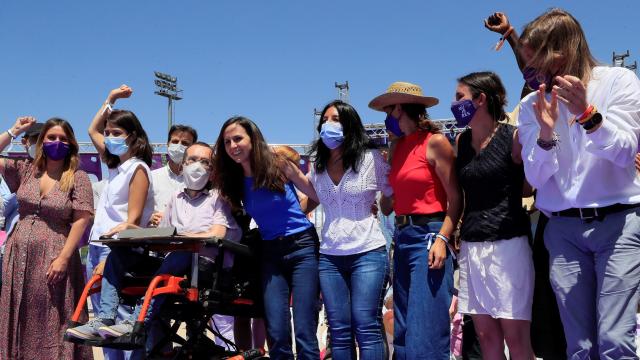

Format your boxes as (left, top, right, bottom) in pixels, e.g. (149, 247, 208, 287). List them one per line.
(65, 236, 265, 359)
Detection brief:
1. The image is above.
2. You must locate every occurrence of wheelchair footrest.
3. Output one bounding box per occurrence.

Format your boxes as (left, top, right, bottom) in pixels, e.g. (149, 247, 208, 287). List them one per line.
(64, 321, 146, 350)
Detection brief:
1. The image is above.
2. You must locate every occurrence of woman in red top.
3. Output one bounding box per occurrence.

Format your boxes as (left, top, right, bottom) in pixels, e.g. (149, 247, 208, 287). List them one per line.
(371, 82, 462, 360)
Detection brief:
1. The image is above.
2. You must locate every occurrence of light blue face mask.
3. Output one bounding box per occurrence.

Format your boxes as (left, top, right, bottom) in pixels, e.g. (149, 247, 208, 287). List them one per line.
(104, 136, 129, 156)
(320, 122, 344, 150)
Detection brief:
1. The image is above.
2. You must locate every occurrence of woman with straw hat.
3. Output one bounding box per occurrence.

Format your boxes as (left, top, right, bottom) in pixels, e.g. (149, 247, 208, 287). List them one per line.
(371, 82, 462, 360)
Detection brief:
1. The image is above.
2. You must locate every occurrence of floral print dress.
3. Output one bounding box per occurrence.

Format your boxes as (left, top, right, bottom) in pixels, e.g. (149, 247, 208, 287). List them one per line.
(0, 160, 94, 360)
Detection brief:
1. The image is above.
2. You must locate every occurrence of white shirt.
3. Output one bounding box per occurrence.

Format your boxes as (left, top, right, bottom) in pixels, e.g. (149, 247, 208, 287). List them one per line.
(518, 66, 640, 214)
(309, 150, 393, 255)
(151, 164, 185, 212)
(89, 158, 155, 244)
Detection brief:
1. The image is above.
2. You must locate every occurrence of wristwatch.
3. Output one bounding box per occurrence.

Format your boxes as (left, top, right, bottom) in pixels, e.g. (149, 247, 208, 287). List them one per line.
(582, 112, 603, 131)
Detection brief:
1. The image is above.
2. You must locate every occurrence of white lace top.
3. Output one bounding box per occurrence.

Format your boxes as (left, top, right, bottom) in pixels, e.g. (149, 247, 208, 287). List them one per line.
(309, 150, 393, 255)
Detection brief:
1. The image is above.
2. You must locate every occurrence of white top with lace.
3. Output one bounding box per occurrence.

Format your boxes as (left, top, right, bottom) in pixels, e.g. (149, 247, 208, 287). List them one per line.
(309, 150, 393, 255)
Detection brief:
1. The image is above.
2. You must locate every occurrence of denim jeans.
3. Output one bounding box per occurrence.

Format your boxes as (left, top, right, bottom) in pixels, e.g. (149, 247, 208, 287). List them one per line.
(86, 244, 133, 360)
(393, 221, 453, 360)
(319, 246, 389, 360)
(261, 227, 320, 360)
(544, 207, 640, 359)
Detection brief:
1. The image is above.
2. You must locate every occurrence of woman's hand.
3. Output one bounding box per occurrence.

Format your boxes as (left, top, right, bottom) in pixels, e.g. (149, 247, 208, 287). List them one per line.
(46, 256, 69, 284)
(93, 260, 106, 276)
(428, 237, 447, 269)
(148, 212, 163, 227)
(553, 75, 589, 115)
(484, 12, 511, 35)
(10, 116, 37, 137)
(532, 84, 559, 139)
(107, 84, 133, 103)
(103, 222, 138, 237)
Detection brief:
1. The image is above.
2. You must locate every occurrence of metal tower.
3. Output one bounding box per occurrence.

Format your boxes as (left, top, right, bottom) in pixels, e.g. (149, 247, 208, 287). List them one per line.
(335, 81, 349, 103)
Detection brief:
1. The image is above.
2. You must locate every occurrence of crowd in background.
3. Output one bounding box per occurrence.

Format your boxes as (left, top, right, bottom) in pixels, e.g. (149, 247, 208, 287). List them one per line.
(0, 7, 640, 360)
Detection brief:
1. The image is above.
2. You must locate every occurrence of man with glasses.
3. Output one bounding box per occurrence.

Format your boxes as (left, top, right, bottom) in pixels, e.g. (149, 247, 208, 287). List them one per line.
(66, 143, 241, 356)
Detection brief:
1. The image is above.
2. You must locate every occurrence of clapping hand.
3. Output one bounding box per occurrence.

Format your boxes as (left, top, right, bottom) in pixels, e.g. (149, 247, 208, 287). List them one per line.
(532, 84, 559, 139)
(553, 75, 589, 115)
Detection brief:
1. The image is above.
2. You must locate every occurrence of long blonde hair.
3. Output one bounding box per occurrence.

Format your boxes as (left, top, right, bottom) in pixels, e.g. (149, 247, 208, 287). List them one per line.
(33, 118, 81, 193)
(519, 8, 598, 83)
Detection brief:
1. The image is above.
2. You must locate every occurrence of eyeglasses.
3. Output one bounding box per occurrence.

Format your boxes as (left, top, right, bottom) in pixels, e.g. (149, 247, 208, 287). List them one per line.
(184, 157, 212, 168)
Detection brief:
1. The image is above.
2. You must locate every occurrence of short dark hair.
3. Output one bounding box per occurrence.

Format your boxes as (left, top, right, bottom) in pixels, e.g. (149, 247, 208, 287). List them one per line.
(168, 124, 198, 143)
(103, 110, 153, 168)
(400, 104, 440, 134)
(183, 141, 213, 161)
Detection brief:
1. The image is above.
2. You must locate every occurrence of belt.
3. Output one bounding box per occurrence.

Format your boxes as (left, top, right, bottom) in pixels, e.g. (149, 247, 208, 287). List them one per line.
(271, 226, 316, 242)
(396, 212, 446, 228)
(550, 203, 639, 220)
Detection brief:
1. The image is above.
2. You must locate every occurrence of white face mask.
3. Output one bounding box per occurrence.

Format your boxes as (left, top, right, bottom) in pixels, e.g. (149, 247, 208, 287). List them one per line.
(182, 162, 210, 191)
(167, 143, 187, 164)
(27, 144, 37, 159)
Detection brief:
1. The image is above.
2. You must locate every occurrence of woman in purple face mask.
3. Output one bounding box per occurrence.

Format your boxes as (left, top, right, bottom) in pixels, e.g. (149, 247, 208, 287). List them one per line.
(369, 82, 463, 360)
(0, 117, 94, 359)
(453, 71, 535, 360)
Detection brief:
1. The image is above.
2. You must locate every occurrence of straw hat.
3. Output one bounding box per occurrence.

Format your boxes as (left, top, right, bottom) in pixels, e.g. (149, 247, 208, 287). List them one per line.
(368, 81, 439, 111)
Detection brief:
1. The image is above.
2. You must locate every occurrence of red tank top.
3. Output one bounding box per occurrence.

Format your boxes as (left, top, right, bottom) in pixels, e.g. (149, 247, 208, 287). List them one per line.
(389, 131, 447, 215)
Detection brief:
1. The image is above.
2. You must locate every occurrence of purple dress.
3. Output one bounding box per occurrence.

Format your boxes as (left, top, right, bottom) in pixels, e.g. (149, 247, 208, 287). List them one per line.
(0, 160, 93, 360)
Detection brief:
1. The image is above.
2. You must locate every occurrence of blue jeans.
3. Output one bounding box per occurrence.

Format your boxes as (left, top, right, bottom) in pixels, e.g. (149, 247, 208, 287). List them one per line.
(100, 248, 191, 322)
(544, 207, 640, 359)
(261, 227, 320, 360)
(87, 244, 133, 360)
(393, 222, 453, 360)
(319, 246, 389, 360)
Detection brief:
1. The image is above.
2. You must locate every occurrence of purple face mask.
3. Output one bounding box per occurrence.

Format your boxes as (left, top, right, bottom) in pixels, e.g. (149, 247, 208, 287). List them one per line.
(522, 66, 551, 91)
(450, 99, 477, 127)
(43, 141, 70, 161)
(385, 114, 404, 137)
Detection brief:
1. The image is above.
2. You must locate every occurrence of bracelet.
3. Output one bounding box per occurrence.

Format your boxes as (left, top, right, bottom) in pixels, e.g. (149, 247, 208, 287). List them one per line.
(582, 112, 603, 131)
(6, 129, 17, 139)
(536, 133, 559, 151)
(102, 101, 113, 115)
(494, 27, 514, 51)
(435, 233, 449, 243)
(576, 104, 597, 124)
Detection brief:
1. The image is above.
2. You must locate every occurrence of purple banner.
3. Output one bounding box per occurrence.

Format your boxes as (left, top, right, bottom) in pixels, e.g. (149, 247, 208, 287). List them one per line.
(79, 154, 102, 181)
(151, 154, 166, 171)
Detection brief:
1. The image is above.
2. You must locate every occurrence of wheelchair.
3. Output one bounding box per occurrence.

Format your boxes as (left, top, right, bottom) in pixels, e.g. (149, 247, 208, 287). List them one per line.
(65, 229, 266, 360)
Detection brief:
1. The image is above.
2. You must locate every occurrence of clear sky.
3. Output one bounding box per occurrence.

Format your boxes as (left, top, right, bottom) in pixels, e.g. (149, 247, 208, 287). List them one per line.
(1, 1, 638, 145)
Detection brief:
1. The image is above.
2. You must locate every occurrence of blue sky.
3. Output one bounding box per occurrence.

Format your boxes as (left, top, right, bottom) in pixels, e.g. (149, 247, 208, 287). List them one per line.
(1, 1, 638, 145)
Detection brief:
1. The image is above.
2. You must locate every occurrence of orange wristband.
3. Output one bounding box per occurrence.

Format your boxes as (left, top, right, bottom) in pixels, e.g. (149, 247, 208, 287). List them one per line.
(495, 27, 514, 51)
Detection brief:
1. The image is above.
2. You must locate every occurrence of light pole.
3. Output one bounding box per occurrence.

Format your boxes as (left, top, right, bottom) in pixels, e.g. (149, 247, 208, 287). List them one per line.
(154, 71, 183, 131)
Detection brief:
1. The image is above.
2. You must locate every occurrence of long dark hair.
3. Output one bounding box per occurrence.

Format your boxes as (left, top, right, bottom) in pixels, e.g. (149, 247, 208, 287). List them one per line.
(310, 100, 369, 173)
(213, 116, 286, 209)
(457, 71, 508, 122)
(103, 110, 153, 168)
(33, 118, 80, 192)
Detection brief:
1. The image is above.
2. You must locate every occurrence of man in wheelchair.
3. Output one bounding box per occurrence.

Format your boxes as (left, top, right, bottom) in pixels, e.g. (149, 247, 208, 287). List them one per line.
(66, 142, 243, 355)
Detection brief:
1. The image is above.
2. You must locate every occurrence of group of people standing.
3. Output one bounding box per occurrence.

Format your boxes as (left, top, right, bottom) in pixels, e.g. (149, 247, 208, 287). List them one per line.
(1, 7, 640, 360)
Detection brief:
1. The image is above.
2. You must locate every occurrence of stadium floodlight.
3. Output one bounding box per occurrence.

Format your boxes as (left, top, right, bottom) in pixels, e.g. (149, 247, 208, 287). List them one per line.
(153, 71, 183, 131)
